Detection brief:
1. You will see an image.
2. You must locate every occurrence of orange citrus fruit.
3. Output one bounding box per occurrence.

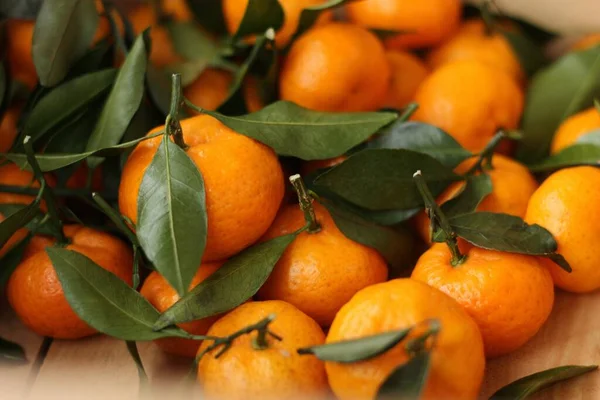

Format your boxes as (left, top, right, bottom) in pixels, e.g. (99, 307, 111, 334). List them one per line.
(222, 0, 332, 49)
(326, 279, 485, 400)
(384, 50, 429, 110)
(119, 115, 285, 262)
(414, 154, 539, 243)
(257, 202, 388, 327)
(0, 105, 21, 153)
(345, 0, 462, 49)
(280, 22, 391, 112)
(550, 107, 600, 154)
(140, 263, 222, 358)
(571, 33, 600, 51)
(7, 225, 133, 339)
(411, 60, 523, 153)
(6, 20, 37, 89)
(525, 166, 600, 293)
(427, 19, 524, 83)
(197, 300, 328, 400)
(412, 241, 554, 357)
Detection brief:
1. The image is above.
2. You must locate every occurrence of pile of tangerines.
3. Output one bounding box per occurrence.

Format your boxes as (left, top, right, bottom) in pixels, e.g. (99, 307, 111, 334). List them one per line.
(1, 0, 600, 399)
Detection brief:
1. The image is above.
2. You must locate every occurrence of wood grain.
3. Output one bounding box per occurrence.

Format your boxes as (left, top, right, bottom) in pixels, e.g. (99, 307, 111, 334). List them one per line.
(0, 296, 44, 400)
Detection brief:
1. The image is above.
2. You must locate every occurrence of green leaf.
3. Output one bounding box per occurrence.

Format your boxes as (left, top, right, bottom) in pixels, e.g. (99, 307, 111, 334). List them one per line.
(516, 45, 600, 162)
(528, 130, 600, 171)
(136, 135, 207, 297)
(232, 0, 284, 40)
(500, 29, 547, 77)
(0, 1, 42, 19)
(32, 0, 100, 87)
(68, 38, 114, 77)
(449, 212, 571, 271)
(367, 121, 472, 168)
(298, 328, 411, 363)
(314, 149, 462, 211)
(153, 232, 297, 330)
(0, 63, 7, 117)
(23, 68, 117, 144)
(290, 0, 350, 43)
(323, 200, 416, 274)
(490, 365, 598, 400)
(146, 64, 172, 117)
(377, 352, 432, 400)
(201, 101, 397, 160)
(48, 247, 187, 341)
(3, 130, 163, 172)
(0, 235, 31, 288)
(185, 0, 227, 35)
(85, 30, 149, 169)
(126, 341, 148, 383)
(166, 21, 218, 63)
(441, 174, 492, 217)
(0, 199, 41, 249)
(0, 337, 26, 363)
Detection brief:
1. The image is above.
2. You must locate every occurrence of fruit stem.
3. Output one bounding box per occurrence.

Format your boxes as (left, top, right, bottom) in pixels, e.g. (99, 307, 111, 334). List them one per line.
(289, 174, 321, 234)
(480, 0, 497, 36)
(413, 170, 466, 266)
(398, 102, 419, 122)
(465, 130, 508, 175)
(23, 136, 68, 246)
(166, 74, 188, 150)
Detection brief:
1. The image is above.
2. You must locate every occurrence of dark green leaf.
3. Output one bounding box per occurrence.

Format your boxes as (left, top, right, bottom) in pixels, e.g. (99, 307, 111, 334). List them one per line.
(146, 64, 172, 117)
(125, 341, 148, 382)
(367, 121, 472, 168)
(68, 38, 114, 77)
(323, 200, 416, 273)
(314, 149, 461, 210)
(377, 352, 431, 400)
(201, 101, 397, 160)
(32, 0, 100, 86)
(232, 0, 284, 40)
(290, 0, 350, 43)
(0, 336, 26, 363)
(0, 63, 7, 117)
(48, 247, 186, 341)
(528, 130, 600, 171)
(500, 29, 547, 77)
(0, 1, 42, 19)
(490, 365, 598, 400)
(441, 174, 492, 217)
(449, 212, 571, 271)
(86, 30, 149, 168)
(0, 199, 41, 249)
(298, 328, 411, 363)
(185, 0, 227, 35)
(516, 45, 600, 162)
(153, 232, 297, 329)
(0, 235, 31, 288)
(137, 135, 207, 297)
(3, 130, 163, 172)
(166, 21, 218, 63)
(23, 68, 117, 144)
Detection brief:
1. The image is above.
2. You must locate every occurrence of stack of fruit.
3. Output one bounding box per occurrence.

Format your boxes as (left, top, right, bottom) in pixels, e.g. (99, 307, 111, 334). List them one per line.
(1, 0, 600, 398)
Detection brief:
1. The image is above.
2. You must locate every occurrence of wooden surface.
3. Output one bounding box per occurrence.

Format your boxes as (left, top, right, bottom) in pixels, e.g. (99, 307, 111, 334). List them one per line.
(2, 289, 599, 400)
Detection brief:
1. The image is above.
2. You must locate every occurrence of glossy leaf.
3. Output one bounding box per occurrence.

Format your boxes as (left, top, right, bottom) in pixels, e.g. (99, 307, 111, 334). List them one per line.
(0, 199, 42, 249)
(367, 121, 472, 168)
(232, 0, 284, 40)
(32, 0, 99, 86)
(68, 39, 114, 77)
(490, 365, 597, 400)
(449, 212, 571, 271)
(137, 135, 207, 297)
(86, 31, 149, 168)
(290, 0, 351, 42)
(517, 45, 600, 162)
(500, 29, 547, 77)
(0, 337, 26, 363)
(314, 149, 461, 210)
(377, 352, 431, 400)
(185, 0, 227, 35)
(202, 101, 397, 160)
(3, 130, 163, 172)
(146, 64, 172, 117)
(0, 236, 31, 288)
(48, 247, 186, 341)
(298, 328, 411, 363)
(154, 233, 297, 329)
(323, 200, 416, 273)
(528, 130, 600, 171)
(23, 68, 116, 143)
(166, 21, 218, 63)
(441, 174, 492, 217)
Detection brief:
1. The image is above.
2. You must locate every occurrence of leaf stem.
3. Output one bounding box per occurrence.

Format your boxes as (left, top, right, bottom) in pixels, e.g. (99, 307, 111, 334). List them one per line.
(404, 319, 441, 355)
(166, 74, 187, 150)
(413, 170, 466, 266)
(464, 130, 508, 175)
(0, 185, 118, 201)
(289, 174, 321, 234)
(480, 0, 497, 36)
(398, 102, 419, 122)
(23, 136, 67, 246)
